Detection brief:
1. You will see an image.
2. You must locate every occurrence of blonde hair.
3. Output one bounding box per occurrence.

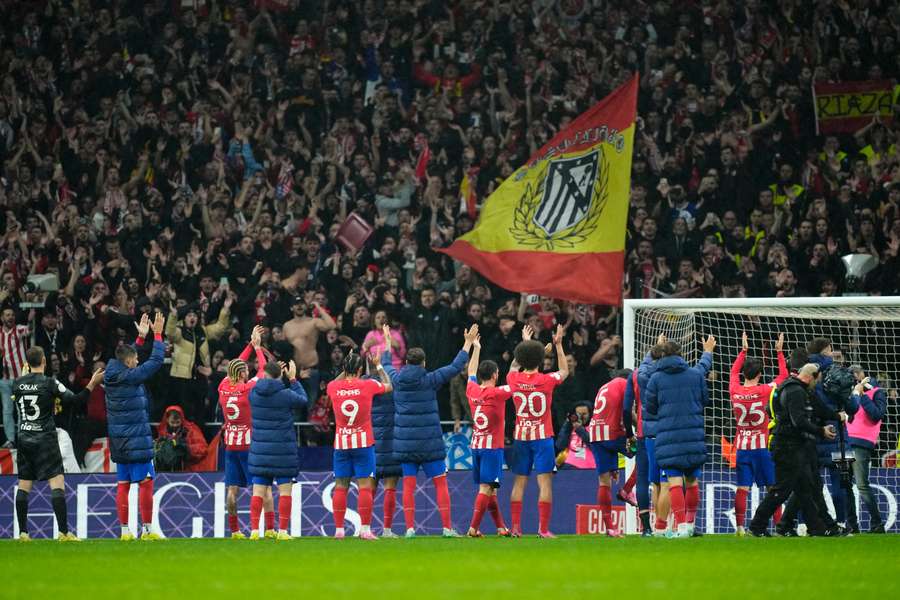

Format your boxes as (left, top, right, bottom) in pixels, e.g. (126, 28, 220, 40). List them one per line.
(798, 363, 820, 379)
(228, 359, 248, 383)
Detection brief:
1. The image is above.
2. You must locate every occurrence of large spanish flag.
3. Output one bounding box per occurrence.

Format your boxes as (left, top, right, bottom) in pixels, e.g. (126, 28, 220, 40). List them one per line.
(440, 75, 637, 305)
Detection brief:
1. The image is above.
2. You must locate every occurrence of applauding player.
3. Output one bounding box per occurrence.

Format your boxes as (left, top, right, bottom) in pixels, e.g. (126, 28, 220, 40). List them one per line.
(14, 348, 104, 541)
(507, 324, 568, 538)
(327, 331, 393, 540)
(730, 332, 788, 536)
(588, 370, 631, 538)
(218, 325, 274, 538)
(465, 335, 513, 537)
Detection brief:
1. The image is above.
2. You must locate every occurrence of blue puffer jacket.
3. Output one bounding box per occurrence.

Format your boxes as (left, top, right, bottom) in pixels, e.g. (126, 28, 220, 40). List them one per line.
(384, 349, 468, 465)
(645, 352, 712, 471)
(369, 374, 400, 478)
(249, 377, 308, 478)
(623, 352, 657, 438)
(809, 354, 859, 465)
(104, 339, 165, 464)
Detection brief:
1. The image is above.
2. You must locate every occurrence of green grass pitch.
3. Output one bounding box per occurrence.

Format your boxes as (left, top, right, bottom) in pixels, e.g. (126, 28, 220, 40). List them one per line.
(5, 534, 899, 599)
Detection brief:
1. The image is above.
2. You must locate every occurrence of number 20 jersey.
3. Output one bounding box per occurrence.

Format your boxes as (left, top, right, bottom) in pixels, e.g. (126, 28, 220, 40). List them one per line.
(218, 378, 258, 450)
(506, 371, 563, 441)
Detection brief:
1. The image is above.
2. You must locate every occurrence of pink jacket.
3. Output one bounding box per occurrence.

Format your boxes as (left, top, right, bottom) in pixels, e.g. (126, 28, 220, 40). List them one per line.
(363, 328, 406, 369)
(847, 387, 883, 448)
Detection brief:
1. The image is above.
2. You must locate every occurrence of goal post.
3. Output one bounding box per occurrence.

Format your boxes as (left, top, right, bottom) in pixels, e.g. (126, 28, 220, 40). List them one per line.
(622, 296, 900, 534)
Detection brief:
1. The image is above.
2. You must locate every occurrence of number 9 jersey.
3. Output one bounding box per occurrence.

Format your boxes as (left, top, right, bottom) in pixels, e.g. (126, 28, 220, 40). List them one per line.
(327, 378, 386, 450)
(506, 371, 563, 441)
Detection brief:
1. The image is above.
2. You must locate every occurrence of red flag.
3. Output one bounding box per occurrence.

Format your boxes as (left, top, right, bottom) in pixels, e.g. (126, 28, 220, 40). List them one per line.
(414, 133, 430, 182)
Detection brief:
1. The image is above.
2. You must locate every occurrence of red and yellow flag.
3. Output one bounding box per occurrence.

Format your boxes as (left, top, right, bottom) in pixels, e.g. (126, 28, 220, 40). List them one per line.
(440, 75, 637, 305)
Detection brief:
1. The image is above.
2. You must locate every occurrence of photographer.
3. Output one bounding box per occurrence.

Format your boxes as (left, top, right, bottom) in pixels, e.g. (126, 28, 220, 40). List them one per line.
(749, 363, 847, 536)
(554, 402, 592, 468)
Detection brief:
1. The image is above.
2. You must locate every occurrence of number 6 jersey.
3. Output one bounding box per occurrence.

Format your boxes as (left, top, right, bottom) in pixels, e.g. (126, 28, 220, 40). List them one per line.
(466, 378, 512, 449)
(506, 370, 563, 441)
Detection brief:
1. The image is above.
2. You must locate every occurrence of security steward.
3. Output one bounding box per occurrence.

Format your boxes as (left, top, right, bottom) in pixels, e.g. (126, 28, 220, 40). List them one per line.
(748, 363, 847, 536)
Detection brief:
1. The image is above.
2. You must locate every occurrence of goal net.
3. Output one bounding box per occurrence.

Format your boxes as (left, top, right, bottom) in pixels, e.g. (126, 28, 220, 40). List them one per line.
(623, 297, 900, 534)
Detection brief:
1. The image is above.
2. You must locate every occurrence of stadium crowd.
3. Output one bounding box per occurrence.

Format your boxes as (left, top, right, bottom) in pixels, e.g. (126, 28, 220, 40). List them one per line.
(1, 0, 900, 467)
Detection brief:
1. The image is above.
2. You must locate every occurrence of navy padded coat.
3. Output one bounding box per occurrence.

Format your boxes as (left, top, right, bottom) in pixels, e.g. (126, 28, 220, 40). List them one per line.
(383, 349, 468, 465)
(249, 377, 308, 478)
(104, 339, 165, 464)
(644, 352, 712, 471)
(369, 374, 401, 478)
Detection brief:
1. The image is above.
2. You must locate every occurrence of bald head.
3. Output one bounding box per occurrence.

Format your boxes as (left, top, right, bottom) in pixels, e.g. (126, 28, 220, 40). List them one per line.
(797, 363, 820, 385)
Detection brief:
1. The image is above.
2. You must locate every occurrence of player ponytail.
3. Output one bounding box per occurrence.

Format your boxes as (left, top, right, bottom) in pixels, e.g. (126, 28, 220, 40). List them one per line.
(228, 358, 248, 383)
(343, 352, 365, 377)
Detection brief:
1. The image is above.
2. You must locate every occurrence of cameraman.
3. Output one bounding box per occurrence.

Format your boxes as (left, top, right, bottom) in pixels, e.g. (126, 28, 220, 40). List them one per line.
(555, 402, 591, 466)
(749, 363, 848, 536)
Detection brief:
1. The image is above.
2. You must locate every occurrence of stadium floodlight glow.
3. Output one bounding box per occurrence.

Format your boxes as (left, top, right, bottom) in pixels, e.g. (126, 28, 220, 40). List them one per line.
(622, 296, 900, 534)
(841, 253, 878, 294)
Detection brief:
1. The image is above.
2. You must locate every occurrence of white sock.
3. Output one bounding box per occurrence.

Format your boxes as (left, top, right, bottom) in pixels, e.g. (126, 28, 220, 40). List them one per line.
(335, 527, 345, 536)
(121, 525, 131, 536)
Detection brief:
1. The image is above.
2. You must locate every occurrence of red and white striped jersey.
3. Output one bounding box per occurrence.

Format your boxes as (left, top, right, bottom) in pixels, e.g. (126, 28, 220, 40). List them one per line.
(327, 378, 385, 450)
(507, 371, 562, 442)
(0, 325, 30, 380)
(218, 378, 258, 450)
(729, 350, 788, 450)
(466, 378, 512, 450)
(588, 377, 627, 442)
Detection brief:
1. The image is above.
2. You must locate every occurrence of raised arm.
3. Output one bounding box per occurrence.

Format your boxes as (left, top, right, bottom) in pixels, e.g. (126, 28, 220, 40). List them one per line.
(121, 313, 166, 385)
(730, 332, 748, 393)
(313, 301, 337, 332)
(694, 335, 716, 378)
(773, 333, 788, 384)
(468, 335, 482, 378)
(375, 361, 393, 394)
(552, 325, 569, 381)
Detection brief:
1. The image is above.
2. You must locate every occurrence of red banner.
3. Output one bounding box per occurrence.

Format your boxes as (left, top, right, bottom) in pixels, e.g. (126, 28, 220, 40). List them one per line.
(574, 504, 627, 535)
(813, 80, 894, 134)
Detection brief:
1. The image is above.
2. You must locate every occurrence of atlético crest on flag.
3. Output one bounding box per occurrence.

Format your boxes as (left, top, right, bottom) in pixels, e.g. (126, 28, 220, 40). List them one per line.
(439, 75, 637, 305)
(511, 148, 607, 248)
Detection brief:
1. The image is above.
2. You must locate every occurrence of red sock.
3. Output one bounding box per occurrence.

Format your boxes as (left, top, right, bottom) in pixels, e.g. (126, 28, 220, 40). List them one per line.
(597, 486, 613, 530)
(278, 495, 291, 531)
(488, 495, 506, 529)
(470, 493, 489, 532)
(510, 500, 523, 530)
(434, 475, 452, 530)
(228, 514, 240, 534)
(402, 476, 416, 530)
(655, 515, 667, 530)
(774, 505, 783, 526)
(383, 489, 396, 529)
(685, 485, 699, 524)
(250, 496, 263, 532)
(669, 484, 685, 526)
(538, 501, 552, 534)
(358, 488, 373, 527)
(265, 511, 274, 530)
(138, 479, 153, 525)
(735, 488, 749, 528)
(622, 469, 637, 493)
(116, 482, 130, 525)
(333, 487, 348, 530)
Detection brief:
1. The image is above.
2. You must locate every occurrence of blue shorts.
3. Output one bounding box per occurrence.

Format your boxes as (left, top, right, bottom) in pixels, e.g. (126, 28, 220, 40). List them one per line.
(472, 448, 504, 486)
(664, 466, 700, 479)
(644, 437, 667, 484)
(116, 461, 155, 483)
(511, 438, 556, 476)
(251, 475, 295, 486)
(401, 459, 446, 478)
(736, 448, 775, 487)
(224, 450, 251, 487)
(590, 438, 626, 474)
(334, 446, 376, 479)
